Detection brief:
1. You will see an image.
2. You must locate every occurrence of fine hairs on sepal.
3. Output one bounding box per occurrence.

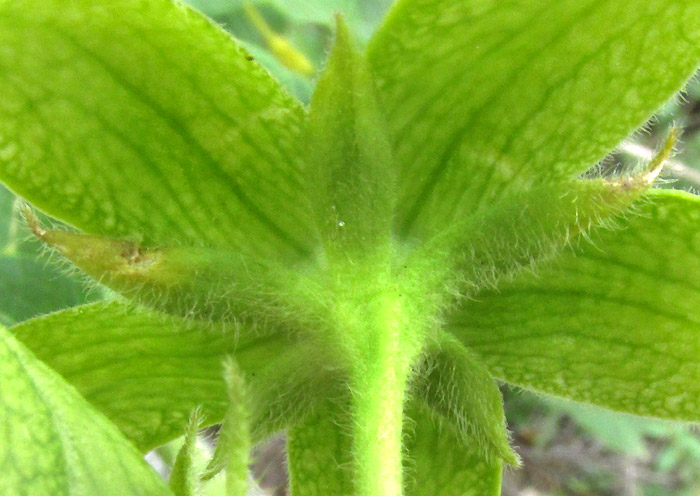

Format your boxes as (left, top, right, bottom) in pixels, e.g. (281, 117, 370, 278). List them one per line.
(2, 1, 700, 495)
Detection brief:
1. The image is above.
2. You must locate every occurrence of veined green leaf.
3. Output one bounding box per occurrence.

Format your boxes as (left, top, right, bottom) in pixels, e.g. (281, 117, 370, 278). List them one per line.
(404, 405, 502, 496)
(0, 0, 316, 260)
(412, 332, 518, 465)
(449, 189, 700, 421)
(287, 402, 355, 496)
(368, 0, 700, 237)
(0, 324, 172, 495)
(307, 18, 395, 259)
(11, 303, 340, 451)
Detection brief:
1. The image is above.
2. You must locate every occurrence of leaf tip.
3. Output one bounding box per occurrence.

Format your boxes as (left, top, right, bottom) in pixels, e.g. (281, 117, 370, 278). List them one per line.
(332, 13, 355, 53)
(644, 126, 678, 184)
(20, 204, 46, 239)
(605, 127, 678, 192)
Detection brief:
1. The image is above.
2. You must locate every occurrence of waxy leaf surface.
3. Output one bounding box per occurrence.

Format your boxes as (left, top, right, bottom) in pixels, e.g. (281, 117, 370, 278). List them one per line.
(450, 190, 700, 421)
(368, 0, 700, 236)
(0, 325, 172, 495)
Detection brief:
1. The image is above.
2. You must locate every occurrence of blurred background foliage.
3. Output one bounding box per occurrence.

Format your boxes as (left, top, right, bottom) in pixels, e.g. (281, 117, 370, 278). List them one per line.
(3, 1, 700, 494)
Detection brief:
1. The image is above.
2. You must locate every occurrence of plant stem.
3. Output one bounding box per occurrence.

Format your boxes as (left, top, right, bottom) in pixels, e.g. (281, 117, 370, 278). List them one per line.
(349, 296, 417, 496)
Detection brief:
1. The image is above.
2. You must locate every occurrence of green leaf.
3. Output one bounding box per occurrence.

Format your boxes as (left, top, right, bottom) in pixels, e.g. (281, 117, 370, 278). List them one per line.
(413, 332, 518, 465)
(307, 17, 395, 258)
(0, 0, 316, 260)
(287, 402, 355, 496)
(449, 189, 700, 421)
(404, 405, 502, 496)
(367, 0, 700, 236)
(169, 410, 203, 496)
(11, 303, 339, 451)
(0, 324, 172, 495)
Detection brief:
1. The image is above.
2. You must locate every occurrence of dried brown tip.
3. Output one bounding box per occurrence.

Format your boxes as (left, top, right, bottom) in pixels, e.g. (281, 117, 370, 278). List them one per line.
(606, 128, 678, 190)
(20, 204, 46, 239)
(644, 127, 678, 184)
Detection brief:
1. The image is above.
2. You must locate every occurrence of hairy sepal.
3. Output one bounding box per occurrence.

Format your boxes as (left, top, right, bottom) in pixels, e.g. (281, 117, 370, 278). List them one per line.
(201, 359, 251, 489)
(25, 214, 311, 326)
(169, 409, 203, 496)
(408, 131, 675, 301)
(448, 189, 700, 422)
(411, 331, 519, 466)
(306, 16, 396, 262)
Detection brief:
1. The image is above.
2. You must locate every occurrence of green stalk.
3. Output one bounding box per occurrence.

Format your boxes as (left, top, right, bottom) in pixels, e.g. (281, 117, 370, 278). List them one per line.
(348, 295, 419, 496)
(351, 359, 409, 496)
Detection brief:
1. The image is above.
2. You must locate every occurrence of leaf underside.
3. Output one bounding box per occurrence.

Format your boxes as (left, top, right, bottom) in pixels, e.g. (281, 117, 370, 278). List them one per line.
(0, 324, 171, 495)
(450, 190, 700, 421)
(368, 0, 700, 236)
(10, 303, 339, 452)
(0, 0, 316, 261)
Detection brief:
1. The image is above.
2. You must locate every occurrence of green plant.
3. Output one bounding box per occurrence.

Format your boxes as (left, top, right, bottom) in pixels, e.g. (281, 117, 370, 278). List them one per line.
(2, 0, 700, 495)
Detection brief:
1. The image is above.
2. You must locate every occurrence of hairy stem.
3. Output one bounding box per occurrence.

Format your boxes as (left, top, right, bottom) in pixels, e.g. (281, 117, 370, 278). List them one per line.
(351, 362, 409, 496)
(349, 296, 417, 496)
